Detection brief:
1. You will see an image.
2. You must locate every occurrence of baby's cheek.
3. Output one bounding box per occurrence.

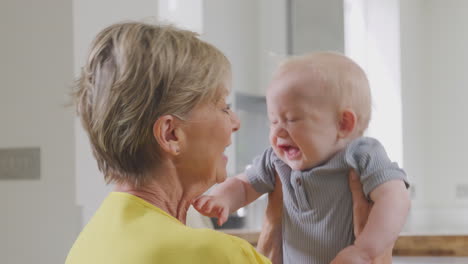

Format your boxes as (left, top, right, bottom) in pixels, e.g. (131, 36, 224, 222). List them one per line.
(268, 131, 276, 145)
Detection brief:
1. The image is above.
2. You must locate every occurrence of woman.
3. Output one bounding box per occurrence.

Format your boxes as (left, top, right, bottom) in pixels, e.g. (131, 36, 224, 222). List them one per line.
(66, 22, 392, 264)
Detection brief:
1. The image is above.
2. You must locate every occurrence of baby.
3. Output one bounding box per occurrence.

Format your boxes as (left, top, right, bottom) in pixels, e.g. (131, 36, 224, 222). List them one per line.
(193, 52, 410, 264)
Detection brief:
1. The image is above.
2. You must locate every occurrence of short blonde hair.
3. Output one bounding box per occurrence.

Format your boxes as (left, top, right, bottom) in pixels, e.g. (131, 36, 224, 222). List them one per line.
(73, 22, 230, 186)
(279, 52, 371, 135)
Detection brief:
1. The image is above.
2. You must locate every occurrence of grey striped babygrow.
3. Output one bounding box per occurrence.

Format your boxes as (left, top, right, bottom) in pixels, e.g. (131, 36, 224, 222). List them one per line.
(246, 137, 409, 264)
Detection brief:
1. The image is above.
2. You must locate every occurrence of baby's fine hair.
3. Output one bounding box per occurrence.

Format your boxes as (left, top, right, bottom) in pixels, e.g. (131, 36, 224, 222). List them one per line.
(279, 51, 371, 135)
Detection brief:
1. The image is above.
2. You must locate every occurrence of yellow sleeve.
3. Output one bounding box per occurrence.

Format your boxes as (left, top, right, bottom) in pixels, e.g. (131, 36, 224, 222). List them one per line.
(174, 229, 271, 264)
(230, 235, 272, 264)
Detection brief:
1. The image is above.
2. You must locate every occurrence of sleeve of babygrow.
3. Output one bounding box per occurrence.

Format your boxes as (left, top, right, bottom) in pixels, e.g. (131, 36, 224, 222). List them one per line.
(245, 147, 277, 194)
(345, 137, 410, 199)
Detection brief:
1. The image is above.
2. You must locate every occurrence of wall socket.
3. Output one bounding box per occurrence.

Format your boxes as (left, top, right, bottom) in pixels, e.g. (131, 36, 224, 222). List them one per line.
(0, 148, 40, 180)
(455, 184, 468, 199)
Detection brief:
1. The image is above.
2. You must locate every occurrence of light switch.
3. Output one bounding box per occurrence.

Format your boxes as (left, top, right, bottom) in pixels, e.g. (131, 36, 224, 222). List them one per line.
(0, 148, 40, 180)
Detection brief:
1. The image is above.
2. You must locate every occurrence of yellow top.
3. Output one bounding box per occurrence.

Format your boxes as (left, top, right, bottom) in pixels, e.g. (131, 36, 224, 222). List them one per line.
(66, 192, 270, 264)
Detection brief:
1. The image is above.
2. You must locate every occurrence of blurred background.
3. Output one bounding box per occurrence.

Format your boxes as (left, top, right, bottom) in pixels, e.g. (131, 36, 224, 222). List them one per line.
(1, 0, 468, 263)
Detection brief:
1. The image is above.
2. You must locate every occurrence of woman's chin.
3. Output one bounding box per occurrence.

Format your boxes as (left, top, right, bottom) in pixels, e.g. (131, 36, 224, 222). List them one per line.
(214, 166, 228, 184)
(214, 157, 228, 183)
(215, 172, 227, 184)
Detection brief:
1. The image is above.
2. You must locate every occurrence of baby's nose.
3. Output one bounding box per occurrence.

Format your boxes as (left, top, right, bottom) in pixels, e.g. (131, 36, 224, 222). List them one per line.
(275, 126, 288, 138)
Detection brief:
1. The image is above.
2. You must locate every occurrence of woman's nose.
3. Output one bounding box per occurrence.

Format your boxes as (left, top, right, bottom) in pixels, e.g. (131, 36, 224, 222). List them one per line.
(231, 111, 241, 132)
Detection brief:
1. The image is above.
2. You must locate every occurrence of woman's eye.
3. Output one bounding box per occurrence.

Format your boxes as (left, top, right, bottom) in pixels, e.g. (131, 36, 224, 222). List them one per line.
(222, 104, 232, 113)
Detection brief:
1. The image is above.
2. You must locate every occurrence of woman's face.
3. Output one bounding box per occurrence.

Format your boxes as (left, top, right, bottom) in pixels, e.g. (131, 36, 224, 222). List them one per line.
(179, 84, 240, 188)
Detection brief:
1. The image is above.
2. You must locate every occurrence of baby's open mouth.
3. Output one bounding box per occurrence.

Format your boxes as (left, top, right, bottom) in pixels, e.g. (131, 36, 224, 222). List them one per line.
(278, 144, 301, 159)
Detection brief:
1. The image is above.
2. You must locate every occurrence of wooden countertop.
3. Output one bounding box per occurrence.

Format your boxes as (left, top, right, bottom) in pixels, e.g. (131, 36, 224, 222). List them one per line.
(222, 229, 468, 256)
(394, 235, 468, 256)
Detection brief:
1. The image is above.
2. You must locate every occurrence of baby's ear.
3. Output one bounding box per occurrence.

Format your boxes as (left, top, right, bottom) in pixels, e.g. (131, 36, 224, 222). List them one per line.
(338, 109, 356, 138)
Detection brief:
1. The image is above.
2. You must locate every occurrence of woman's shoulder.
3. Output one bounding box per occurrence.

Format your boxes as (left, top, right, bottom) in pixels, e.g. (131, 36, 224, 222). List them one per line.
(67, 193, 270, 264)
(178, 228, 243, 253)
(176, 228, 271, 264)
(110, 193, 269, 263)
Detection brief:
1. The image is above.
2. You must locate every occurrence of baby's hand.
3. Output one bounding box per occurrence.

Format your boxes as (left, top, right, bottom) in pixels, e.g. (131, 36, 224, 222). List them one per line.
(330, 245, 371, 264)
(192, 195, 230, 226)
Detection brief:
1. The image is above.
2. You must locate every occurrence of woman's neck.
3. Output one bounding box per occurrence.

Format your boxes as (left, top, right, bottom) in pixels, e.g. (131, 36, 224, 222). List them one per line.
(113, 168, 201, 224)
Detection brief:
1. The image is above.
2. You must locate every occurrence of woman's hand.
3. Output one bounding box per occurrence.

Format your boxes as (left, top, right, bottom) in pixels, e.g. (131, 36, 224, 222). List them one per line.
(257, 173, 283, 264)
(347, 170, 394, 264)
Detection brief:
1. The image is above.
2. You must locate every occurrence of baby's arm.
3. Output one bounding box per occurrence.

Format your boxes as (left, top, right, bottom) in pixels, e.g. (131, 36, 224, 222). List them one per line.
(192, 173, 263, 226)
(332, 179, 410, 263)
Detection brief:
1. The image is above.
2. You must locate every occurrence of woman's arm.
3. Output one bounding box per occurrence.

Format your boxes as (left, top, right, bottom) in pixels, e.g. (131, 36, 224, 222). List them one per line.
(353, 180, 410, 259)
(348, 170, 395, 264)
(257, 173, 283, 264)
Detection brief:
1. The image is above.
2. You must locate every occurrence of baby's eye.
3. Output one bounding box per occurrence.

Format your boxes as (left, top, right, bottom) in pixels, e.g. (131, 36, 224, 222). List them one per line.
(286, 118, 299, 123)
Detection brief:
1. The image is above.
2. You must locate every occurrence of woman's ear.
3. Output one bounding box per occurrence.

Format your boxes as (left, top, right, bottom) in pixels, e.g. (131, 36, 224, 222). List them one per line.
(338, 109, 357, 139)
(153, 115, 182, 156)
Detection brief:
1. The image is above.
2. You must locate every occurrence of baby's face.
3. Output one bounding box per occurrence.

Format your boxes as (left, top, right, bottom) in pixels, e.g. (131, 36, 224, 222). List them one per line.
(266, 71, 343, 171)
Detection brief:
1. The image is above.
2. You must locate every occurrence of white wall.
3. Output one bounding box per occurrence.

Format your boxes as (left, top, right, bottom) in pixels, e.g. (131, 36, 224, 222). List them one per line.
(292, 0, 345, 54)
(73, 0, 159, 226)
(400, 0, 428, 207)
(364, 0, 404, 167)
(203, 0, 261, 99)
(400, 0, 468, 233)
(344, 0, 404, 167)
(423, 0, 468, 209)
(258, 0, 288, 92)
(0, 0, 81, 263)
(158, 0, 203, 33)
(202, 0, 261, 176)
